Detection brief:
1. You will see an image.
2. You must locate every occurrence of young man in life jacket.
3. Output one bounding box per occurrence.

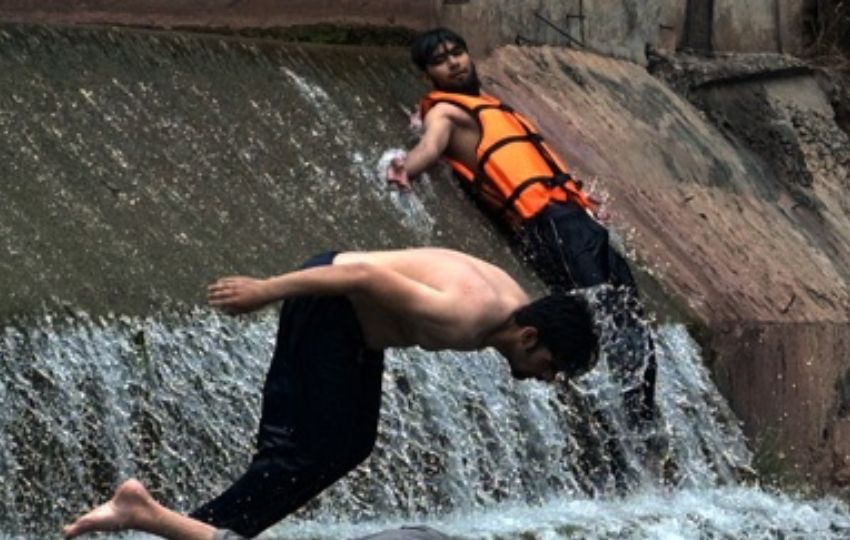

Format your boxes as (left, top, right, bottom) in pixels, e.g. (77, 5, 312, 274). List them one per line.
(64, 247, 598, 540)
(386, 28, 656, 425)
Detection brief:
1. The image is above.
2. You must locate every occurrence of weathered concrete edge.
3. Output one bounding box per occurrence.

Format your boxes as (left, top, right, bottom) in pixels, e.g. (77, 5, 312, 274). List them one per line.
(0, 1, 440, 32)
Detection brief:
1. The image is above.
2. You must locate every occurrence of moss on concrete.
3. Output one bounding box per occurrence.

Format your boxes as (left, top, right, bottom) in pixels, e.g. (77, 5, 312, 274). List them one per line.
(173, 23, 418, 47)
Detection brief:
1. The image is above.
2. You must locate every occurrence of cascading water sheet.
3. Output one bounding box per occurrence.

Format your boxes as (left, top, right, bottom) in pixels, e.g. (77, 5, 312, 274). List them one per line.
(1, 311, 849, 538)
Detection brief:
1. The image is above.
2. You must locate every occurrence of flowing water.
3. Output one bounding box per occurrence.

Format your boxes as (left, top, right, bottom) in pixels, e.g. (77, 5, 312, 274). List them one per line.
(1, 22, 849, 539)
(1, 311, 848, 538)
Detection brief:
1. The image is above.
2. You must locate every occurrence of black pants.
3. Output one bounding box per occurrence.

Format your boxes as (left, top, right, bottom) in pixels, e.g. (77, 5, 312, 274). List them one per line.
(518, 201, 635, 291)
(191, 252, 385, 538)
(518, 202, 656, 425)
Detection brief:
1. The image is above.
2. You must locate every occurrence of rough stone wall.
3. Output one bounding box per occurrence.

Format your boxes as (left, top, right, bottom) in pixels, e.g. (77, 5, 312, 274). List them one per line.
(656, 0, 806, 54)
(657, 0, 688, 52)
(714, 0, 782, 52)
(438, 0, 661, 64)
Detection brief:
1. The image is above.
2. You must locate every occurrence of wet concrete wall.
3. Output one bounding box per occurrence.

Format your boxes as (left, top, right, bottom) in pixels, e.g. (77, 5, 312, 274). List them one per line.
(711, 322, 850, 489)
(438, 0, 661, 64)
(676, 59, 850, 492)
(0, 24, 540, 318)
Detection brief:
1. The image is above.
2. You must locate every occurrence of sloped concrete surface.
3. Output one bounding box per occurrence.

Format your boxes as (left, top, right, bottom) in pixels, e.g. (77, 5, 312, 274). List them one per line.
(0, 0, 438, 30)
(479, 46, 850, 324)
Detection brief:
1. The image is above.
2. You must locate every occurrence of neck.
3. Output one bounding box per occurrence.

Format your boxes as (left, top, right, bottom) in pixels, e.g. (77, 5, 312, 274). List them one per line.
(433, 87, 481, 97)
(480, 316, 516, 353)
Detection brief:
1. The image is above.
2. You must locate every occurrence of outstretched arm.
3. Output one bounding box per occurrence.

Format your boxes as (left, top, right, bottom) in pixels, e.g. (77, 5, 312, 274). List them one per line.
(208, 262, 457, 327)
(208, 264, 370, 314)
(387, 105, 454, 187)
(405, 108, 453, 176)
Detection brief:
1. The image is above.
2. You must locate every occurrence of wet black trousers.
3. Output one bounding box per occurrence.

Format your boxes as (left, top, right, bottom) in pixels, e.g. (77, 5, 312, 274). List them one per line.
(518, 201, 635, 291)
(190, 253, 385, 538)
(517, 202, 657, 424)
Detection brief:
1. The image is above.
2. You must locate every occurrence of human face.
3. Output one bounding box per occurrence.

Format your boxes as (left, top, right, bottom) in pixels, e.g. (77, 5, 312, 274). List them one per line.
(424, 41, 480, 95)
(504, 328, 559, 383)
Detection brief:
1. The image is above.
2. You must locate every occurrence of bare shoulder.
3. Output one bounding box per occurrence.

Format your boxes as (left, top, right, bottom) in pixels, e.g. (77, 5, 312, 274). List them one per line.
(336, 248, 526, 303)
(337, 248, 526, 341)
(381, 247, 492, 270)
(426, 101, 471, 123)
(439, 248, 529, 327)
(404, 248, 528, 306)
(338, 247, 477, 270)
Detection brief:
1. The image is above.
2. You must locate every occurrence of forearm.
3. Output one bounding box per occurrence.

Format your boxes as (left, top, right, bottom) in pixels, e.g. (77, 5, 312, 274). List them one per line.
(403, 140, 441, 177)
(403, 110, 452, 177)
(260, 264, 370, 302)
(208, 264, 371, 313)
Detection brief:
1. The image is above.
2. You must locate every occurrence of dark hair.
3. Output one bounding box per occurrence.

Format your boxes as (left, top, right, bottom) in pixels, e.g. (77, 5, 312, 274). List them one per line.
(410, 27, 468, 71)
(514, 293, 599, 378)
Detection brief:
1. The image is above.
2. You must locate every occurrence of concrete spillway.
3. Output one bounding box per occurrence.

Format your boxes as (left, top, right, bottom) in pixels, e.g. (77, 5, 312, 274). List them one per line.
(1, 22, 850, 539)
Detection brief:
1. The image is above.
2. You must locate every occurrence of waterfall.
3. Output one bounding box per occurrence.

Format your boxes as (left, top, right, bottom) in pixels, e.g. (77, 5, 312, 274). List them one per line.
(1, 311, 848, 538)
(1, 22, 849, 539)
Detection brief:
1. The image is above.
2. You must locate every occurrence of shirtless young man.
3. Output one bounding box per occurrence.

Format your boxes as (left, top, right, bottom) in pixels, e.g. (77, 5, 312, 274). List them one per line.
(64, 247, 598, 539)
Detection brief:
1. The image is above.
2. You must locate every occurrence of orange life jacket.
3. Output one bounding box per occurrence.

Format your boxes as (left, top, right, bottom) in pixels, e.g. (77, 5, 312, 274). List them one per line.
(420, 90, 594, 221)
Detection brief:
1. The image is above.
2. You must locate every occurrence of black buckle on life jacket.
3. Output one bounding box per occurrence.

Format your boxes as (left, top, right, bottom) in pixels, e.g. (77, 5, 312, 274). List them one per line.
(546, 173, 580, 189)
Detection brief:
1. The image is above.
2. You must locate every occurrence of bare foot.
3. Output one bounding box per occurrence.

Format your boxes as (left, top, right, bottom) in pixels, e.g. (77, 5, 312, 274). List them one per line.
(63, 479, 154, 538)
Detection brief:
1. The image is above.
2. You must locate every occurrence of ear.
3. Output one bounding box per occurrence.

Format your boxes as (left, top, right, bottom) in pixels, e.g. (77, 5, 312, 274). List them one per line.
(518, 326, 539, 349)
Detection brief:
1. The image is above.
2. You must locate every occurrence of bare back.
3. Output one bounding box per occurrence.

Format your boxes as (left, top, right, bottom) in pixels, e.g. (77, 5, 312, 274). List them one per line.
(335, 248, 527, 351)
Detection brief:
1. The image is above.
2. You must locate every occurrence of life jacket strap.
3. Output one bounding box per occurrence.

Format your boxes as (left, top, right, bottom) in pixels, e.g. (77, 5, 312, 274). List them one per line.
(471, 133, 545, 192)
(498, 173, 580, 216)
(425, 93, 593, 215)
(510, 114, 568, 179)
